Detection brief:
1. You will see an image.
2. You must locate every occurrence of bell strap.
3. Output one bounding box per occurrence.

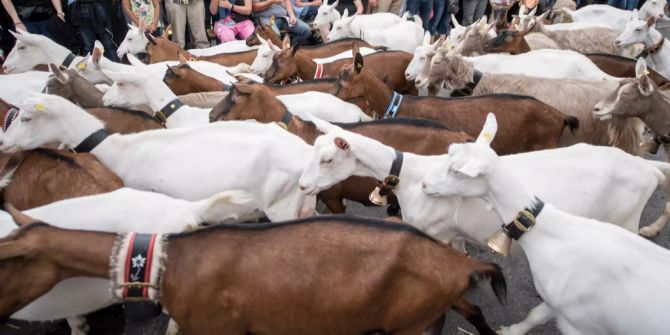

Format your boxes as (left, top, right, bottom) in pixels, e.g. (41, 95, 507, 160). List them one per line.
(277, 110, 294, 129)
(378, 150, 403, 196)
(502, 197, 545, 240)
(383, 92, 404, 119)
(155, 98, 184, 124)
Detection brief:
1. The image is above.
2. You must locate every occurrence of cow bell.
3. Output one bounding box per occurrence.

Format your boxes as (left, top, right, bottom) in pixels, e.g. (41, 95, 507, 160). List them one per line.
(368, 186, 387, 206)
(486, 229, 512, 257)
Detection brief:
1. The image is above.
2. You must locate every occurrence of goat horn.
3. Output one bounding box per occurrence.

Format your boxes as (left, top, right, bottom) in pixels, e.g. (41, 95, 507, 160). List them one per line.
(5, 203, 37, 227)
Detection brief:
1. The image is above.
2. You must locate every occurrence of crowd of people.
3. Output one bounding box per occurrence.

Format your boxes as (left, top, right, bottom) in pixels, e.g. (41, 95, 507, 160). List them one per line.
(0, 0, 666, 60)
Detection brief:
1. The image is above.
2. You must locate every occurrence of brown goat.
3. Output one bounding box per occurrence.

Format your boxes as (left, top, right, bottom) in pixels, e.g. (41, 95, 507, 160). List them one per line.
(245, 15, 283, 47)
(266, 46, 416, 94)
(586, 53, 670, 87)
(331, 53, 575, 155)
(210, 82, 472, 214)
(427, 52, 644, 155)
(483, 28, 559, 54)
(0, 215, 506, 334)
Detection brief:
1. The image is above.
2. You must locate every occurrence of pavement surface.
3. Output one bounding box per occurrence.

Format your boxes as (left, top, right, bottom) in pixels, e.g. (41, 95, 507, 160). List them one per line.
(2, 152, 669, 335)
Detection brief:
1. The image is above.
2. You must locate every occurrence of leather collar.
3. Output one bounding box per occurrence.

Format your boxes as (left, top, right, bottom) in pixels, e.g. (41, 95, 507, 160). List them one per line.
(2, 108, 19, 132)
(155, 98, 184, 124)
(454, 69, 483, 96)
(638, 36, 666, 59)
(73, 129, 109, 153)
(377, 150, 404, 197)
(502, 197, 544, 240)
(383, 91, 404, 119)
(117, 233, 164, 321)
(60, 53, 77, 70)
(278, 110, 293, 129)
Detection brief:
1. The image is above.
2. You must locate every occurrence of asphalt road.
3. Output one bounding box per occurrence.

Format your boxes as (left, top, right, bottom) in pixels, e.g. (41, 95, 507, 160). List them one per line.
(3, 154, 669, 335)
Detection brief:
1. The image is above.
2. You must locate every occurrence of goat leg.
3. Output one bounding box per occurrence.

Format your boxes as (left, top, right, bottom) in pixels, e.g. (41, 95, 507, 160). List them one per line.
(640, 202, 670, 238)
(498, 302, 554, 335)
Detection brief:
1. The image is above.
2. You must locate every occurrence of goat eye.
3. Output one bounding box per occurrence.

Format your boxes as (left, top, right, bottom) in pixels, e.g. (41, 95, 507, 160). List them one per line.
(635, 28, 642, 32)
(18, 46, 26, 50)
(20, 117, 31, 122)
(321, 158, 333, 164)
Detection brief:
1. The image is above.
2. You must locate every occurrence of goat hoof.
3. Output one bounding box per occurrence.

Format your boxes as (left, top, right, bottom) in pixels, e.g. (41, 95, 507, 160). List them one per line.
(639, 226, 661, 239)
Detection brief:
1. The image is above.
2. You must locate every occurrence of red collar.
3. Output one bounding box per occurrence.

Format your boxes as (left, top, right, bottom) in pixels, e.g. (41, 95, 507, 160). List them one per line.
(314, 63, 324, 79)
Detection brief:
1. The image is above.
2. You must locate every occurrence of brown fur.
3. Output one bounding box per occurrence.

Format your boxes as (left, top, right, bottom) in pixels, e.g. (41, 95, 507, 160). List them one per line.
(429, 54, 643, 155)
(245, 19, 283, 47)
(587, 54, 670, 87)
(211, 83, 472, 214)
(484, 29, 559, 54)
(46, 68, 103, 108)
(266, 47, 416, 94)
(0, 218, 506, 334)
(335, 53, 573, 154)
(164, 63, 228, 95)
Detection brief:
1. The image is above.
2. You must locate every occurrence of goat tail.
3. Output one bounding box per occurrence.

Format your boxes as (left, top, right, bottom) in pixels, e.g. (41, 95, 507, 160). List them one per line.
(194, 190, 256, 225)
(563, 116, 579, 135)
(470, 262, 507, 305)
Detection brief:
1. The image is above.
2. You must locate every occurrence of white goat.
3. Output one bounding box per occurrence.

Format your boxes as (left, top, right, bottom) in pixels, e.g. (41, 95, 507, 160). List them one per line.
(558, 1, 666, 30)
(311, 2, 401, 30)
(0, 94, 317, 221)
(327, 12, 424, 53)
(421, 113, 670, 335)
(3, 188, 252, 333)
(3, 29, 84, 74)
(615, 13, 670, 79)
(298, 115, 670, 248)
(0, 71, 50, 105)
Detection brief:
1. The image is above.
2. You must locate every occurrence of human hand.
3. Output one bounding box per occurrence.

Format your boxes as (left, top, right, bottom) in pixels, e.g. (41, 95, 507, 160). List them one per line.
(149, 20, 158, 33)
(14, 22, 26, 31)
(57, 11, 65, 21)
(288, 16, 297, 25)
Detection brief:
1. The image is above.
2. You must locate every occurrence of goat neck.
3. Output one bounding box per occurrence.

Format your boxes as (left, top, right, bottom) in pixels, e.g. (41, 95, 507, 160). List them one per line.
(147, 82, 181, 114)
(295, 52, 320, 81)
(360, 73, 394, 118)
(345, 132, 399, 181)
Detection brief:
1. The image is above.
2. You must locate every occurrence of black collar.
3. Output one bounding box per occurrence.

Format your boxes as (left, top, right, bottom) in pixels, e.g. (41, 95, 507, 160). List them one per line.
(73, 129, 109, 153)
(279, 110, 294, 128)
(453, 69, 482, 96)
(121, 233, 163, 321)
(155, 98, 184, 124)
(60, 53, 77, 70)
(378, 150, 404, 196)
(503, 197, 545, 240)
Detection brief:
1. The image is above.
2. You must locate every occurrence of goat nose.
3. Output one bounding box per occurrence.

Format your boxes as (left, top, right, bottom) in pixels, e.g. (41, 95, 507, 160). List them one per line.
(299, 185, 306, 191)
(421, 182, 427, 189)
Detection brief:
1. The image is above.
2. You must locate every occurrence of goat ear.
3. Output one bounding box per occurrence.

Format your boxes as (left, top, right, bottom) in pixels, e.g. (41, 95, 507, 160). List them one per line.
(432, 35, 446, 49)
(647, 16, 657, 27)
(354, 52, 364, 74)
(452, 14, 463, 29)
(631, 8, 639, 21)
(268, 40, 281, 52)
(92, 44, 103, 65)
(282, 34, 291, 50)
(475, 113, 498, 146)
(638, 74, 654, 96)
(233, 82, 255, 95)
(342, 8, 349, 19)
(422, 31, 431, 46)
(144, 31, 157, 45)
(456, 161, 485, 178)
(528, 6, 537, 16)
(330, 0, 339, 9)
(49, 64, 69, 83)
(5, 203, 37, 227)
(291, 43, 300, 56)
(257, 33, 268, 46)
(334, 137, 350, 151)
(167, 64, 179, 78)
(0, 240, 31, 261)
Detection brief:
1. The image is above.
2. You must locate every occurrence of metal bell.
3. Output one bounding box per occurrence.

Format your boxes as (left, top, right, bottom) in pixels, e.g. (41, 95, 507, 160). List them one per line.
(368, 186, 387, 206)
(486, 229, 512, 257)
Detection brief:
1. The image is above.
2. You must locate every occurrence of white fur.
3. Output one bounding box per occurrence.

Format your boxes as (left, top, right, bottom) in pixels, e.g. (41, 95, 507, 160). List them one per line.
(312, 2, 401, 30)
(328, 12, 424, 53)
(3, 29, 83, 74)
(4, 187, 253, 321)
(421, 114, 670, 335)
(1, 94, 316, 221)
(561, 2, 666, 30)
(615, 12, 670, 79)
(276, 92, 370, 123)
(0, 71, 50, 105)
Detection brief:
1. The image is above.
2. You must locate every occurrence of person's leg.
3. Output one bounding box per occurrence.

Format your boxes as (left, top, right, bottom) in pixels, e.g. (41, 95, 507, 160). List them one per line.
(280, 17, 311, 45)
(473, 0, 487, 22)
(215, 20, 236, 42)
(78, 25, 96, 56)
(461, 0, 477, 25)
(419, 0, 433, 32)
(92, 3, 120, 61)
(437, 4, 450, 35)
(429, 0, 445, 35)
(234, 19, 256, 40)
(388, 0, 403, 14)
(373, 0, 392, 12)
(406, 0, 419, 15)
(186, 0, 209, 48)
(626, 0, 639, 9)
(608, 0, 625, 9)
(165, 2, 187, 47)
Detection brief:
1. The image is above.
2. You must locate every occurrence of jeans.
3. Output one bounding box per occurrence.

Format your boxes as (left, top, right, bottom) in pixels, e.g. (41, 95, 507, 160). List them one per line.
(298, 6, 319, 23)
(462, 0, 487, 25)
(24, 19, 54, 39)
(429, 0, 450, 35)
(259, 15, 311, 46)
(74, 2, 119, 61)
(406, 0, 432, 32)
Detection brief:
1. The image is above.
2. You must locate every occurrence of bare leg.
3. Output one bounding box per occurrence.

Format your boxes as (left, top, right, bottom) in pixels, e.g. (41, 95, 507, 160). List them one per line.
(639, 202, 670, 238)
(498, 302, 554, 335)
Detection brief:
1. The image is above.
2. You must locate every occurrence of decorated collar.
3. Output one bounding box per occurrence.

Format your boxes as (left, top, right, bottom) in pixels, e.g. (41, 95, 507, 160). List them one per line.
(638, 36, 666, 59)
(111, 233, 167, 303)
(277, 110, 294, 130)
(502, 197, 545, 240)
(155, 98, 185, 124)
(2, 108, 19, 132)
(60, 53, 77, 70)
(383, 91, 404, 119)
(369, 150, 404, 206)
(314, 63, 324, 79)
(73, 129, 109, 153)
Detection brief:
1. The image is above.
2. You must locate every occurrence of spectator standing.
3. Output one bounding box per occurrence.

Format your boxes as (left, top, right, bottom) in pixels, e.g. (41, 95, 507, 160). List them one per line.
(326, 0, 363, 14)
(293, 0, 318, 23)
(252, 0, 311, 45)
(209, 0, 253, 42)
(461, 0, 487, 25)
(123, 0, 163, 36)
(406, 0, 431, 31)
(1, 0, 63, 37)
(70, 0, 119, 60)
(165, 0, 209, 48)
(370, 0, 402, 14)
(607, 0, 638, 10)
(429, 0, 449, 36)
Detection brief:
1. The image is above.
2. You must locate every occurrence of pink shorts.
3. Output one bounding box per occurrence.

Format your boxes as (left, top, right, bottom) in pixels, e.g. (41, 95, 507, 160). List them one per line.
(214, 17, 254, 43)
